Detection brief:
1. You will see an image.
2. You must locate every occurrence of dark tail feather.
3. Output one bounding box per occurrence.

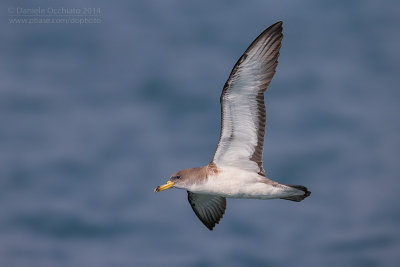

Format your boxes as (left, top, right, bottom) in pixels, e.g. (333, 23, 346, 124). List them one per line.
(280, 184, 311, 202)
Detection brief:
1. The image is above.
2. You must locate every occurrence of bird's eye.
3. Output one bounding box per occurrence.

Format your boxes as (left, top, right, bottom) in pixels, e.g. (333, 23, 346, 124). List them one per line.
(175, 175, 181, 179)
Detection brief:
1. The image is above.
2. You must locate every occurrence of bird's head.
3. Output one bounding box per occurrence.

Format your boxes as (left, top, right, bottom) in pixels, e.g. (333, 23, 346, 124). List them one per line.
(154, 167, 207, 193)
(153, 171, 184, 193)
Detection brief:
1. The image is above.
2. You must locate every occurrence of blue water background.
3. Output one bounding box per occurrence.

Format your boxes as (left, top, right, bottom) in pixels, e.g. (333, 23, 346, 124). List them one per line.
(1, 0, 400, 266)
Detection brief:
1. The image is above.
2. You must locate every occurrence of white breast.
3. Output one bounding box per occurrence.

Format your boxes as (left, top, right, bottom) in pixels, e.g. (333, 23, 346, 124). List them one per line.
(187, 167, 286, 199)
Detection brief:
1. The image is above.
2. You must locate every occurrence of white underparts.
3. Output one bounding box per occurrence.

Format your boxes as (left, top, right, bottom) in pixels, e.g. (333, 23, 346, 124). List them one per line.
(186, 167, 303, 200)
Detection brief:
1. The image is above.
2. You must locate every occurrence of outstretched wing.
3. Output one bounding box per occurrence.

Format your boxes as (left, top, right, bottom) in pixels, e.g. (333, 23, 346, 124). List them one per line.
(187, 191, 226, 231)
(212, 21, 283, 175)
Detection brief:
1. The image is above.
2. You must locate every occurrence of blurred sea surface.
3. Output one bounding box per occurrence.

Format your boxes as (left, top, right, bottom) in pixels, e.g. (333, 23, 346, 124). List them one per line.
(1, 0, 400, 266)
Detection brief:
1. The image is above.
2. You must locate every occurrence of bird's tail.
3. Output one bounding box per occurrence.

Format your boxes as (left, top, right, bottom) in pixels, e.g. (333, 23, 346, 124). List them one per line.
(280, 184, 311, 202)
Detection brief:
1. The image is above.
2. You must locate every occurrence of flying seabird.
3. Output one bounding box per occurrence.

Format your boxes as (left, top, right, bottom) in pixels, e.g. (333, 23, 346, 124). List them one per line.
(154, 21, 310, 230)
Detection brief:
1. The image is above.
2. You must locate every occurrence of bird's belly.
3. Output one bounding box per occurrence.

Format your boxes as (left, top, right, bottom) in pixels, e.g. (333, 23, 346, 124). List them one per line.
(187, 168, 285, 199)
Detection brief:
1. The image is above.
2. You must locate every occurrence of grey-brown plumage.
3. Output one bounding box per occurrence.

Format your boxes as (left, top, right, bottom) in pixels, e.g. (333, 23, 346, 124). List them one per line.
(212, 21, 283, 175)
(154, 21, 311, 231)
(187, 192, 226, 230)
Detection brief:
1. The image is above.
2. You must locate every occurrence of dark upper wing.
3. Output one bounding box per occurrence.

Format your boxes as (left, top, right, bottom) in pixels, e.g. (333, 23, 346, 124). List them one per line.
(212, 22, 283, 175)
(187, 191, 226, 231)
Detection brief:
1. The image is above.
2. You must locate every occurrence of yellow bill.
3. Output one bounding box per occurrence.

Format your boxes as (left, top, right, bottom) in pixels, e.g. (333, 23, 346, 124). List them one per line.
(154, 180, 174, 193)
